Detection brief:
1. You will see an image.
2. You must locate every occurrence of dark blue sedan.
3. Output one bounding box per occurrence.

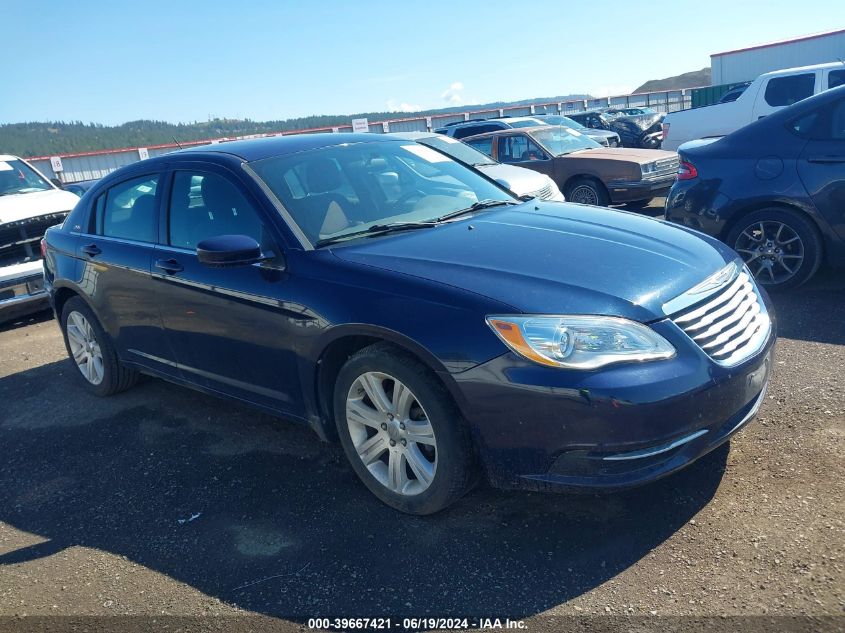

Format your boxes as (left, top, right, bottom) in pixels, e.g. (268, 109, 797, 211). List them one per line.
(665, 85, 845, 290)
(43, 134, 775, 514)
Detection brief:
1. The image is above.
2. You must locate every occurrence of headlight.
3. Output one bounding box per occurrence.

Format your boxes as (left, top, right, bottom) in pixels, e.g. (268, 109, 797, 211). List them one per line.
(486, 315, 675, 369)
(641, 161, 658, 175)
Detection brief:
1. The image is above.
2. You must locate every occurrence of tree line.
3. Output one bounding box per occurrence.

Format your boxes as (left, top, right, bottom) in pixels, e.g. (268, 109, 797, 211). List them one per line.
(1, 94, 590, 157)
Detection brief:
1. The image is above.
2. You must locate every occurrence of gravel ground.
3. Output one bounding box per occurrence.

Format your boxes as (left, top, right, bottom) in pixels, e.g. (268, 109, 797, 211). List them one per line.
(0, 254, 842, 630)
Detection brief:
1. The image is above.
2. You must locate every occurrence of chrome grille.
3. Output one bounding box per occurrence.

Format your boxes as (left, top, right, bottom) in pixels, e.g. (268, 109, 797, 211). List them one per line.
(0, 212, 68, 267)
(527, 183, 553, 200)
(643, 156, 679, 180)
(671, 269, 771, 366)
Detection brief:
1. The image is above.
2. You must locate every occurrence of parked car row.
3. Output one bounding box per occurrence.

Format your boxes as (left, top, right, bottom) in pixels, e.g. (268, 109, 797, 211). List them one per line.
(15, 73, 845, 516)
(568, 109, 665, 149)
(461, 125, 677, 206)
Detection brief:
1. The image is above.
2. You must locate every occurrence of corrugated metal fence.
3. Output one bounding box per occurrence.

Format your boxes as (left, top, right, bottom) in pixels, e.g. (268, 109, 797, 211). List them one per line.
(27, 88, 693, 184)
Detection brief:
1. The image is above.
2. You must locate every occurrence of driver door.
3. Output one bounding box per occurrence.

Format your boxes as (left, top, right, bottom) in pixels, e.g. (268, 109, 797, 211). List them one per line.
(152, 164, 302, 414)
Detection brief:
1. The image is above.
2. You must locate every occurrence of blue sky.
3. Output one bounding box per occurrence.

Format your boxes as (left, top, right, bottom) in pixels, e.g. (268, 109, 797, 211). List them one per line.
(1, 0, 841, 125)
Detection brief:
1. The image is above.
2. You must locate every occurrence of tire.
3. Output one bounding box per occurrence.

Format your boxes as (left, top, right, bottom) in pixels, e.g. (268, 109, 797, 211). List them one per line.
(725, 208, 823, 291)
(60, 296, 139, 396)
(333, 343, 475, 515)
(565, 177, 610, 207)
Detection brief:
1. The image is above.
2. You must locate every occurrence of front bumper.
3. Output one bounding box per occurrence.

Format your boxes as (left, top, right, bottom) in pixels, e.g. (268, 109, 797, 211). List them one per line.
(0, 264, 49, 323)
(451, 308, 776, 491)
(608, 176, 675, 203)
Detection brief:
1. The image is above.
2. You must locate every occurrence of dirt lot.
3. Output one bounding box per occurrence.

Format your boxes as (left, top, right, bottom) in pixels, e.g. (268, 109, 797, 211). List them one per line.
(0, 257, 842, 630)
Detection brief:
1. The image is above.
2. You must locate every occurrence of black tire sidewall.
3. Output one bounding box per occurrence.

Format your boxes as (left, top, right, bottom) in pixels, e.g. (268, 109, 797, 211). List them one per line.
(333, 345, 473, 515)
(567, 178, 609, 207)
(60, 297, 124, 396)
(726, 208, 822, 291)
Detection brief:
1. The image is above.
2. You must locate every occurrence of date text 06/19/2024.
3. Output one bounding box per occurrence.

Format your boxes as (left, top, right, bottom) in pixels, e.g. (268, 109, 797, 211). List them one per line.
(307, 618, 527, 630)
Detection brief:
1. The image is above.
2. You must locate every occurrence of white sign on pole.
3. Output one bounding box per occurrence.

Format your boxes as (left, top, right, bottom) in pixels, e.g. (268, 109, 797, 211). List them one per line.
(425, 117, 432, 130)
(50, 156, 64, 173)
(351, 118, 369, 133)
(331, 127, 340, 133)
(138, 147, 150, 160)
(381, 121, 389, 133)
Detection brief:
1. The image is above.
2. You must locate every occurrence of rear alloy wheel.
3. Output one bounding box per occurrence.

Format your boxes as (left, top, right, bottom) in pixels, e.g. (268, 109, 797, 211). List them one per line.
(726, 208, 822, 290)
(60, 297, 139, 396)
(566, 178, 609, 207)
(334, 343, 475, 514)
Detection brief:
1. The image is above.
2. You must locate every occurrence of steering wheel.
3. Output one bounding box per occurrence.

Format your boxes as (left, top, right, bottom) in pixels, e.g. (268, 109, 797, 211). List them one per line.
(394, 188, 427, 208)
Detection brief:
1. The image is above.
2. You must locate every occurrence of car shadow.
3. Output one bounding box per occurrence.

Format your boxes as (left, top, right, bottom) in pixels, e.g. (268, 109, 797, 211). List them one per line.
(768, 268, 845, 346)
(0, 308, 53, 333)
(0, 357, 728, 619)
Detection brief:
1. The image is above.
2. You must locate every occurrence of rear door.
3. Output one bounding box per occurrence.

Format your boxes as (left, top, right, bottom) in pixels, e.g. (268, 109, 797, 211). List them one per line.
(753, 72, 817, 119)
(78, 172, 176, 375)
(796, 95, 845, 241)
(152, 163, 302, 413)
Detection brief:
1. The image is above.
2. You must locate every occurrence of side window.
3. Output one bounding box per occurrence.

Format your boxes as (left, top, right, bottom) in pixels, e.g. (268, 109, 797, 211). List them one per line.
(97, 175, 158, 242)
(828, 69, 845, 90)
(764, 74, 815, 107)
(168, 171, 267, 250)
(497, 135, 545, 162)
(497, 136, 527, 163)
(465, 137, 494, 157)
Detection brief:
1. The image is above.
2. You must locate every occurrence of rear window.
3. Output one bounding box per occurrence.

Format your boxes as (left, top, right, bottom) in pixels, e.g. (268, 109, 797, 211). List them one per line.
(453, 124, 501, 139)
(764, 74, 815, 107)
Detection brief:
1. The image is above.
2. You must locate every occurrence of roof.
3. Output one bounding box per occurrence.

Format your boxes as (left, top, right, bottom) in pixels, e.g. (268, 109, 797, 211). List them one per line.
(0, 154, 22, 161)
(757, 61, 845, 77)
(176, 132, 400, 161)
(711, 28, 845, 57)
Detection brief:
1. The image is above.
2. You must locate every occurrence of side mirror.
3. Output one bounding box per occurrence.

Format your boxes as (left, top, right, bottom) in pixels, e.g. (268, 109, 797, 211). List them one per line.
(51, 178, 64, 189)
(196, 234, 263, 268)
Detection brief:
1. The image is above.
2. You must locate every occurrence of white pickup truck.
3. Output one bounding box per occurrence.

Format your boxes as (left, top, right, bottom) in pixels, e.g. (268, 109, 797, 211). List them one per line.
(0, 154, 80, 322)
(662, 62, 845, 151)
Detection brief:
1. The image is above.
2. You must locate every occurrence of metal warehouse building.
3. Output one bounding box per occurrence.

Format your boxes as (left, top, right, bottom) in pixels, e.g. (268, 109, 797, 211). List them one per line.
(711, 28, 845, 85)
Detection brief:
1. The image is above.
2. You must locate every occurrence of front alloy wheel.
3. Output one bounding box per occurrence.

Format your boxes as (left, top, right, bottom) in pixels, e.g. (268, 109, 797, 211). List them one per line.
(334, 343, 475, 514)
(346, 372, 437, 496)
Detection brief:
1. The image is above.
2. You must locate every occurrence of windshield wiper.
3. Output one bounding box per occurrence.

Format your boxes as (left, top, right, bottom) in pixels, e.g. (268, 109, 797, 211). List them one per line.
(434, 199, 518, 223)
(315, 221, 438, 247)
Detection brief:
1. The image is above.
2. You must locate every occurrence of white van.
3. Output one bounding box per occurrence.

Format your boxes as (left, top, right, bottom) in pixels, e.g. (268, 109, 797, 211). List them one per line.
(662, 62, 845, 151)
(0, 154, 80, 322)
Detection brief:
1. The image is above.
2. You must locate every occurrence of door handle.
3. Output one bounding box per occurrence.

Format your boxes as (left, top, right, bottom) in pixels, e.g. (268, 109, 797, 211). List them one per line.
(807, 156, 845, 164)
(155, 258, 184, 274)
(81, 243, 101, 257)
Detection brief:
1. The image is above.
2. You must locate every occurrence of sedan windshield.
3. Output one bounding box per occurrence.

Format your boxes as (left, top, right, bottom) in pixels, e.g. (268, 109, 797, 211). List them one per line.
(529, 127, 602, 156)
(417, 135, 497, 167)
(249, 141, 515, 246)
(0, 158, 52, 196)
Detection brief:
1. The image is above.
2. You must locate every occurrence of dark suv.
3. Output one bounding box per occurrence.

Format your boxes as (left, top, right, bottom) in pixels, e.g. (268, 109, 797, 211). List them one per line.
(43, 134, 775, 515)
(434, 116, 546, 139)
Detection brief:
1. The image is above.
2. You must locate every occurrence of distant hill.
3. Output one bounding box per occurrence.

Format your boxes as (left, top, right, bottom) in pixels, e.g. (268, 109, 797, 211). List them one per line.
(0, 93, 590, 157)
(634, 68, 711, 93)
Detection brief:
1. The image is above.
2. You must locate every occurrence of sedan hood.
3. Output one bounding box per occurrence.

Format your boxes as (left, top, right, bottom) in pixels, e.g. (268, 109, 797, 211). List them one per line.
(569, 147, 678, 165)
(332, 202, 735, 321)
(477, 163, 550, 196)
(0, 189, 79, 225)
